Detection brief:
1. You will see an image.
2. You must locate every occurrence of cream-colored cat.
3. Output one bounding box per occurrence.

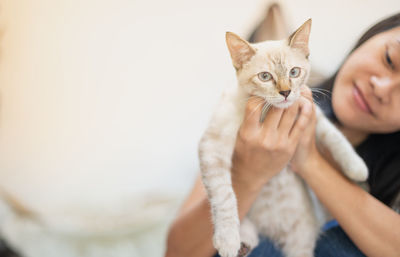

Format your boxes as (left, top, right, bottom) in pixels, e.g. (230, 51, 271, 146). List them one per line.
(198, 19, 368, 257)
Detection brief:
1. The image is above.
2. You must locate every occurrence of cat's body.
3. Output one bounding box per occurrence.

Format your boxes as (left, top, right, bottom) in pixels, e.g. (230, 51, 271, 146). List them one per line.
(199, 19, 368, 257)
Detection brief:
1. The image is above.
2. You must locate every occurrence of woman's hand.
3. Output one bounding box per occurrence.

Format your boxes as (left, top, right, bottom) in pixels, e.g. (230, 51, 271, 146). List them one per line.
(290, 88, 321, 175)
(231, 91, 313, 192)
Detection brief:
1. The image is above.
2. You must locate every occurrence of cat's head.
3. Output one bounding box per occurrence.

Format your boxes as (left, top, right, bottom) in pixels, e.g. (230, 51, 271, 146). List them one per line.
(226, 19, 311, 108)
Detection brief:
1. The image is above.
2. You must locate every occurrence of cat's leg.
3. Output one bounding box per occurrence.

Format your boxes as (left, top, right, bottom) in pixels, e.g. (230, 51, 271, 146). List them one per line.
(205, 169, 241, 257)
(199, 135, 241, 257)
(314, 106, 368, 181)
(238, 217, 259, 257)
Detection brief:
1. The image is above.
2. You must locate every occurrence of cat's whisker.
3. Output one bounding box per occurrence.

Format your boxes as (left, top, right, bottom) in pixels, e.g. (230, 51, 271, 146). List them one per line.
(301, 87, 331, 102)
(243, 100, 267, 125)
(260, 103, 269, 128)
(260, 105, 268, 123)
(310, 87, 330, 93)
(312, 88, 330, 92)
(310, 88, 331, 94)
(310, 89, 331, 99)
(312, 97, 324, 108)
(260, 102, 273, 123)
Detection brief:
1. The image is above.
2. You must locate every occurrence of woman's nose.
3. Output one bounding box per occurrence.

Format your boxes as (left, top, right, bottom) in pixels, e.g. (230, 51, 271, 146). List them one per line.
(370, 75, 398, 104)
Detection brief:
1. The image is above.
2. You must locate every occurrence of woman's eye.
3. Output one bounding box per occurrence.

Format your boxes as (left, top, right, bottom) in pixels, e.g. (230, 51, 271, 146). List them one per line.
(258, 72, 272, 82)
(385, 49, 394, 69)
(289, 67, 301, 78)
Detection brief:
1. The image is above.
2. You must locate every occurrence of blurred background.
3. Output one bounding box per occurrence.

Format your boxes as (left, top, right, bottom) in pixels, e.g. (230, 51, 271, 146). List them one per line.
(0, 0, 398, 256)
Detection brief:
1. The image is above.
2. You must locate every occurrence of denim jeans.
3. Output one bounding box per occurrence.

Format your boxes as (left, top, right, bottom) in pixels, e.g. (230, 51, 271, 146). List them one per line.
(213, 226, 366, 257)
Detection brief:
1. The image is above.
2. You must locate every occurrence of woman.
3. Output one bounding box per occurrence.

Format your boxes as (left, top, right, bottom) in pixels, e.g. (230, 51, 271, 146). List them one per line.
(165, 12, 400, 257)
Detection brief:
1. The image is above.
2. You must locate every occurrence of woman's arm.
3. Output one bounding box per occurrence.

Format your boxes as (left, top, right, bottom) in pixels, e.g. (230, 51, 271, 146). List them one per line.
(164, 174, 263, 257)
(164, 175, 217, 257)
(299, 154, 400, 257)
(165, 93, 313, 257)
(290, 97, 400, 257)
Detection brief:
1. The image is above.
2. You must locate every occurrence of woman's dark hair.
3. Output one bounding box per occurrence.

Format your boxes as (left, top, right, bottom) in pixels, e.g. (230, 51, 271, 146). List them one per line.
(318, 13, 400, 122)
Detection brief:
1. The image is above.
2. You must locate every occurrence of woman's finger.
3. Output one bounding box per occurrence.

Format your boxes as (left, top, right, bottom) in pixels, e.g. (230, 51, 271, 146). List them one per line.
(300, 85, 313, 102)
(261, 105, 284, 131)
(289, 98, 313, 142)
(277, 101, 300, 135)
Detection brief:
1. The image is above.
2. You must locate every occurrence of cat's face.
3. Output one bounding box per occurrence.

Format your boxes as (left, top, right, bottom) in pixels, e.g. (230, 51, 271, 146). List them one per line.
(226, 19, 311, 109)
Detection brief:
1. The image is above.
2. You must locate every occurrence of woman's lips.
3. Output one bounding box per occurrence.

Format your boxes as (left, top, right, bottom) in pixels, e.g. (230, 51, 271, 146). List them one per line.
(352, 83, 373, 115)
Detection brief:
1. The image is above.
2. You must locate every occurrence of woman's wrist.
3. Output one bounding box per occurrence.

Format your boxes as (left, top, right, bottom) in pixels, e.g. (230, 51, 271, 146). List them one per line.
(231, 170, 265, 219)
(231, 167, 265, 195)
(230, 147, 274, 193)
(230, 156, 272, 219)
(292, 149, 325, 179)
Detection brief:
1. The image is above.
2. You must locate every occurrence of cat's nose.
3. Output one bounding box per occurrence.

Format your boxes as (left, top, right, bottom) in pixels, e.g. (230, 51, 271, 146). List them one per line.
(279, 90, 291, 98)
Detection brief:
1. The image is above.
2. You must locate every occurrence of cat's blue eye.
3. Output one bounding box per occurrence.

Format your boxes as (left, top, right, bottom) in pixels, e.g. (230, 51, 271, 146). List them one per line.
(289, 67, 301, 78)
(258, 72, 272, 82)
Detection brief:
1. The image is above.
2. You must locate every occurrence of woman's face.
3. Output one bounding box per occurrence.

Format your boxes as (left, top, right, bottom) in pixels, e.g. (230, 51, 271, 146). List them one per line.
(332, 26, 400, 133)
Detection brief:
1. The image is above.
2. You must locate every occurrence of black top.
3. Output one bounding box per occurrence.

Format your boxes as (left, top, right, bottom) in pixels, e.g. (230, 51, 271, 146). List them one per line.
(356, 131, 400, 207)
(314, 90, 400, 207)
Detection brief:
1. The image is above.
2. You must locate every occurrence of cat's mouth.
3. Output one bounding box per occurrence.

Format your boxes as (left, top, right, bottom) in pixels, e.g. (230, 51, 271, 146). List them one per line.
(259, 99, 294, 122)
(273, 99, 294, 109)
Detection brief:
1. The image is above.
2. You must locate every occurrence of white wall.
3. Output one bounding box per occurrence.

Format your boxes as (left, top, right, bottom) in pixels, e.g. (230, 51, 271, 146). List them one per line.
(0, 0, 399, 255)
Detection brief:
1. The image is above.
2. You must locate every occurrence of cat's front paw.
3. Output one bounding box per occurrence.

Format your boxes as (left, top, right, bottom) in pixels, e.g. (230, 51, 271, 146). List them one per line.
(213, 226, 241, 257)
(239, 218, 259, 256)
(237, 243, 251, 257)
(343, 156, 368, 182)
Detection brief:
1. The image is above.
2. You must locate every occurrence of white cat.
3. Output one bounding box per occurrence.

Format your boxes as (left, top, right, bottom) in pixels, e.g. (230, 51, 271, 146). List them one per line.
(198, 19, 368, 257)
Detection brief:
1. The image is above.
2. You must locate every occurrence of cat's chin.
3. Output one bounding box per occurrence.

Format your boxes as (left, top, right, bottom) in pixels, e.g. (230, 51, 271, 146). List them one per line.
(273, 101, 294, 109)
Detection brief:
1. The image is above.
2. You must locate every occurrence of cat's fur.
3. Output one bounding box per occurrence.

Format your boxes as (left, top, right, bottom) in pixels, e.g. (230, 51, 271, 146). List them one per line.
(198, 19, 368, 257)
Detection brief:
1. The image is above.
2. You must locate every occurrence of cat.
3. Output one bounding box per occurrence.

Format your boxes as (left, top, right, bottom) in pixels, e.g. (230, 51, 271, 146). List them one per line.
(198, 19, 368, 257)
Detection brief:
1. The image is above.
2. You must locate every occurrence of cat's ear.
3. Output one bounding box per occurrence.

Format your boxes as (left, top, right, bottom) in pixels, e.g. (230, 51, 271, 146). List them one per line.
(226, 32, 256, 70)
(288, 19, 312, 58)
